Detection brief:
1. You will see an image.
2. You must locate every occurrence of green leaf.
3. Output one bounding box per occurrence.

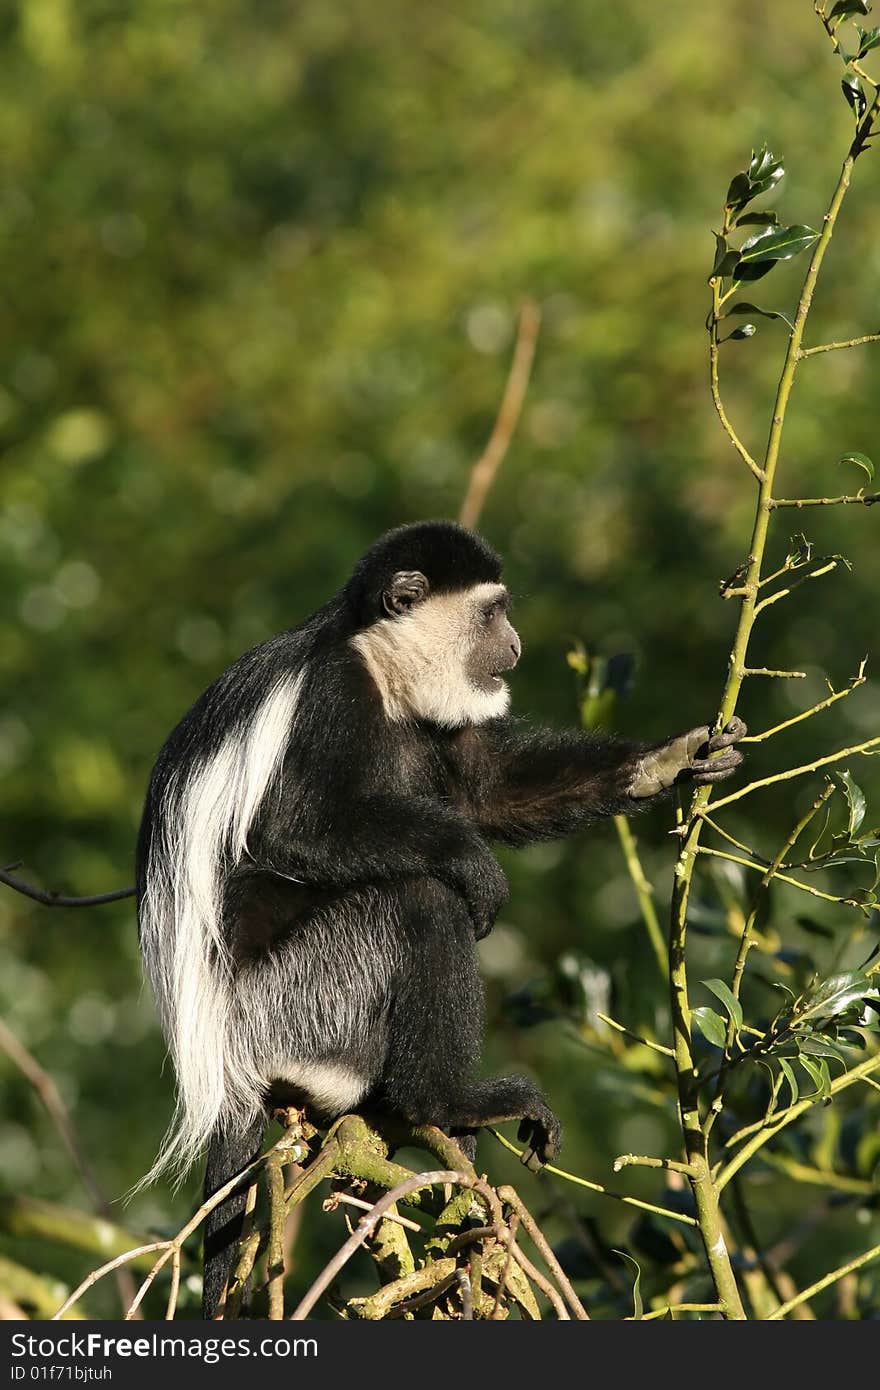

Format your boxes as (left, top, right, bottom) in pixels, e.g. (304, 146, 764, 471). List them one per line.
(837, 451, 875, 483)
(747, 146, 785, 195)
(734, 210, 780, 228)
(710, 233, 730, 277)
(829, 0, 871, 20)
(725, 146, 784, 214)
(857, 25, 880, 56)
(723, 301, 795, 330)
(701, 978, 743, 1031)
(799, 1036, 846, 1061)
(739, 224, 820, 264)
(798, 1054, 831, 1099)
(692, 1006, 728, 1048)
(842, 71, 868, 120)
(778, 1057, 799, 1106)
(727, 324, 757, 340)
(613, 1250, 643, 1320)
(795, 970, 872, 1024)
(834, 769, 867, 836)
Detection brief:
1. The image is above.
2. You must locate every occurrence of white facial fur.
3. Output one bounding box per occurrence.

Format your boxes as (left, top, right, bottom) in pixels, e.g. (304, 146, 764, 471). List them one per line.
(351, 582, 512, 728)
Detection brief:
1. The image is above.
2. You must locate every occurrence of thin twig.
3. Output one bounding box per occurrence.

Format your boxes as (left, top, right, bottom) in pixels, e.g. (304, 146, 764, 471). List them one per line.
(289, 1169, 499, 1321)
(165, 1247, 182, 1321)
(740, 665, 866, 741)
(0, 1018, 140, 1315)
(703, 735, 880, 815)
(716, 1053, 880, 1191)
(636, 1302, 721, 1321)
(768, 1240, 880, 1319)
(613, 816, 668, 978)
(740, 666, 806, 679)
(488, 1130, 698, 1226)
(509, 1239, 567, 1319)
(458, 298, 541, 529)
(613, 1154, 694, 1176)
(799, 332, 880, 357)
(491, 1210, 519, 1321)
(266, 1150, 286, 1319)
(596, 1011, 675, 1057)
(771, 492, 880, 508)
(324, 1191, 422, 1233)
(499, 1186, 589, 1320)
(0, 867, 134, 907)
(697, 845, 863, 908)
(53, 1244, 170, 1321)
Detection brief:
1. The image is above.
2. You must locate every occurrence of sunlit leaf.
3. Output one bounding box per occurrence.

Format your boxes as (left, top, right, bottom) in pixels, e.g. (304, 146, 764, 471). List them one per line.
(778, 1057, 799, 1106)
(829, 0, 871, 21)
(613, 1250, 643, 1319)
(739, 225, 819, 263)
(692, 1006, 728, 1048)
(723, 301, 794, 330)
(842, 70, 867, 119)
(701, 978, 743, 1031)
(834, 769, 866, 836)
(725, 146, 784, 213)
(837, 451, 875, 483)
(747, 146, 785, 195)
(795, 970, 872, 1024)
(727, 324, 757, 340)
(856, 25, 880, 56)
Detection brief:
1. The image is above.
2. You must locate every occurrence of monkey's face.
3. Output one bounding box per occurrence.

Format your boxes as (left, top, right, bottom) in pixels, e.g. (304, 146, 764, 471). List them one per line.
(352, 571, 521, 728)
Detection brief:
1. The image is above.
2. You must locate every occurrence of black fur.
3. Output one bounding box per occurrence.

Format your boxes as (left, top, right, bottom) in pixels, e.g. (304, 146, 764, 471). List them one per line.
(136, 520, 744, 1318)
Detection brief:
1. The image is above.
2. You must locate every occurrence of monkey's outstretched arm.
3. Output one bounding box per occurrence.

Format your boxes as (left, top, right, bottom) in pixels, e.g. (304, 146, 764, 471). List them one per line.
(460, 717, 746, 847)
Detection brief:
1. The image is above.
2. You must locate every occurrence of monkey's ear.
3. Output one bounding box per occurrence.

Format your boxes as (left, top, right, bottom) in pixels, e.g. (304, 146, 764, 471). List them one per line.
(383, 570, 430, 616)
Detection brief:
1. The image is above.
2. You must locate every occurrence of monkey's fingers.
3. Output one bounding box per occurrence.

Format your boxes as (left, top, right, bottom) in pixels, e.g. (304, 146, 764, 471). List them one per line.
(690, 748, 744, 783)
(706, 716, 747, 752)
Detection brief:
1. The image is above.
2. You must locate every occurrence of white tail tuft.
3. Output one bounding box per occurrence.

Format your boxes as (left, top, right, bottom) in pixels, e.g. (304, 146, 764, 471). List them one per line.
(136, 672, 303, 1188)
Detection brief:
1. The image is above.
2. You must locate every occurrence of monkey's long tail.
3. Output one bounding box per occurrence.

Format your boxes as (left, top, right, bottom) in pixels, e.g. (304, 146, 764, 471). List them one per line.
(202, 1115, 266, 1319)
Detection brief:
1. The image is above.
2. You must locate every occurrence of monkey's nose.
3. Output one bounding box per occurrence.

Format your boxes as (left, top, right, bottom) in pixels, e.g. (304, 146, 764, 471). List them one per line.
(510, 634, 521, 662)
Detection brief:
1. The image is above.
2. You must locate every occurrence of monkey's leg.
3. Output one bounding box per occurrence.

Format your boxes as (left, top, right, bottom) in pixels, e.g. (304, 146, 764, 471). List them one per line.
(202, 1115, 266, 1319)
(381, 879, 562, 1171)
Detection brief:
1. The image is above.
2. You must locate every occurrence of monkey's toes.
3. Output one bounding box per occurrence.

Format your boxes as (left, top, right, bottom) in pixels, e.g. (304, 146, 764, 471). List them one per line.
(517, 1110, 562, 1172)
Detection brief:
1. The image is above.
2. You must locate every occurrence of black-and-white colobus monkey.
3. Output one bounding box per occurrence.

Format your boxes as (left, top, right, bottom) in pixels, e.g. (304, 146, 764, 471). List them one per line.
(136, 520, 746, 1317)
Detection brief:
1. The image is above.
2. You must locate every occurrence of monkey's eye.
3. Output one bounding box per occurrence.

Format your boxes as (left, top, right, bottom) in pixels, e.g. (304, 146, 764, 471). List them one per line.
(481, 595, 509, 624)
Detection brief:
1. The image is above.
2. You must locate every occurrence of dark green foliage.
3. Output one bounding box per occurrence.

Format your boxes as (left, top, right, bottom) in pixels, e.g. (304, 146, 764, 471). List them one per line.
(1, 0, 878, 1319)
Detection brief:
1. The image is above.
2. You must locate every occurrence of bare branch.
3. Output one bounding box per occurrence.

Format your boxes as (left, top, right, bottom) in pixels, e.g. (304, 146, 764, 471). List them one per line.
(768, 1240, 880, 1319)
(0, 865, 134, 908)
(458, 298, 541, 529)
(799, 332, 880, 358)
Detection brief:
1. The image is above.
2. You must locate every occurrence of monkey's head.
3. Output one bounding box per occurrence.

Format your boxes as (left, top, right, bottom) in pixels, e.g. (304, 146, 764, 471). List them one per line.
(347, 521, 521, 728)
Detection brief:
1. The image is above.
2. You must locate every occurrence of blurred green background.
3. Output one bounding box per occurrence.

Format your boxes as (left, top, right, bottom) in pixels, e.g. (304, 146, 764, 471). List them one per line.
(1, 0, 878, 1317)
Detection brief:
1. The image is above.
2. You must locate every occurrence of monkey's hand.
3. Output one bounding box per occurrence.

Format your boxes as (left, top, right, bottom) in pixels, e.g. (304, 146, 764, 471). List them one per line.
(454, 851, 509, 940)
(629, 716, 747, 799)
